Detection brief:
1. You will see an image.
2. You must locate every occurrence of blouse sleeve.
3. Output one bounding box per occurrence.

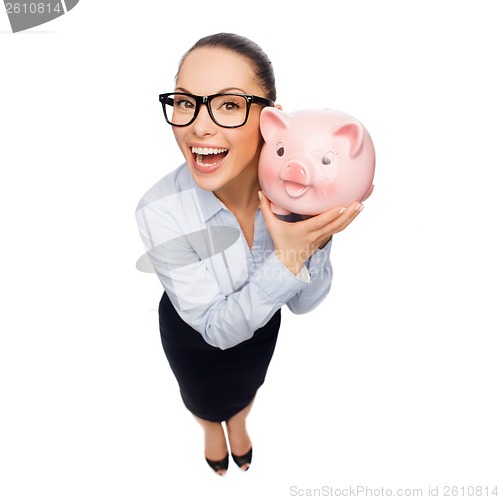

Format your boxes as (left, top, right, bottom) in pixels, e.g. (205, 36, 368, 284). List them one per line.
(136, 195, 312, 350)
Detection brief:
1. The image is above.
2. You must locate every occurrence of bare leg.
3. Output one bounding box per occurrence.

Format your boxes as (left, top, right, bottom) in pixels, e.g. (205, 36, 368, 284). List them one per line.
(226, 398, 255, 471)
(193, 414, 228, 476)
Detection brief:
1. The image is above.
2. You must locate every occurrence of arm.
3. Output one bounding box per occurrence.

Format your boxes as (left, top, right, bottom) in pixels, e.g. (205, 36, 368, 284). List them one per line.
(285, 238, 333, 314)
(258, 189, 372, 314)
(136, 198, 310, 350)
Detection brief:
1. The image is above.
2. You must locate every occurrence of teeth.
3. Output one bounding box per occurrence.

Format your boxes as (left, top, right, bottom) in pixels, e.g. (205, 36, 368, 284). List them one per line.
(191, 147, 228, 155)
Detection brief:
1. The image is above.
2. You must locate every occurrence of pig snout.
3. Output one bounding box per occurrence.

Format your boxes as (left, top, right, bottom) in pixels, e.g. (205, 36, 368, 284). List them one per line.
(280, 161, 310, 185)
(280, 161, 311, 198)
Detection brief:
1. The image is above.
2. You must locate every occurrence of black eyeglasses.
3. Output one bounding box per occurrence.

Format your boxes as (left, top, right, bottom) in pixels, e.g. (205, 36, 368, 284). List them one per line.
(159, 92, 275, 128)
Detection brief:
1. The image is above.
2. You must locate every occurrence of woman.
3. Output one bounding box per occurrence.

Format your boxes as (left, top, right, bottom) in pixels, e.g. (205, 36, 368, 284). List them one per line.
(136, 33, 371, 475)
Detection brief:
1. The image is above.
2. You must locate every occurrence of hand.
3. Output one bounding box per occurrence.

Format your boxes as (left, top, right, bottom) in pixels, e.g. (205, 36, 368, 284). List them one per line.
(258, 185, 374, 275)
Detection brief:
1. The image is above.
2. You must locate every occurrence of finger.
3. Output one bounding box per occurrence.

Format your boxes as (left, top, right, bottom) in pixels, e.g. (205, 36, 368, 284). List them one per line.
(258, 190, 279, 227)
(297, 196, 367, 237)
(301, 204, 349, 231)
(335, 211, 361, 233)
(258, 190, 270, 210)
(320, 202, 363, 236)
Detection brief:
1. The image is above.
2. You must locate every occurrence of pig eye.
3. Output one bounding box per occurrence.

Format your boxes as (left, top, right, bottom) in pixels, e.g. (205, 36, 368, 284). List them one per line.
(276, 142, 285, 157)
(322, 151, 336, 165)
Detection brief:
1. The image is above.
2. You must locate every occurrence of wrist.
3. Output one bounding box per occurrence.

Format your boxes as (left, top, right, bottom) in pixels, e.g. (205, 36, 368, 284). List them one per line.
(274, 250, 303, 275)
(318, 236, 332, 249)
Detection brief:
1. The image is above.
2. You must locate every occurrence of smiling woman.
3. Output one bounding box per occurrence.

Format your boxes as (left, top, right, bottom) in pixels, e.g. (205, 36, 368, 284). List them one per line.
(168, 45, 274, 200)
(136, 32, 367, 477)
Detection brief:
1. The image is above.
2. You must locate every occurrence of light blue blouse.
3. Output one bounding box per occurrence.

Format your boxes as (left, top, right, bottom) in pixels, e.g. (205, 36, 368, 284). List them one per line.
(136, 163, 333, 350)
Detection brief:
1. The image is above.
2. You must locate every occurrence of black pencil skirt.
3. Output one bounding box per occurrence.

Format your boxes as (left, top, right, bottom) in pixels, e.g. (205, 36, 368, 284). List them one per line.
(158, 291, 281, 422)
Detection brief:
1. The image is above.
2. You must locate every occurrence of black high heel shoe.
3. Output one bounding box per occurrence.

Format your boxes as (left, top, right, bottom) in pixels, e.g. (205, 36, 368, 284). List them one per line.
(231, 447, 252, 471)
(206, 454, 229, 475)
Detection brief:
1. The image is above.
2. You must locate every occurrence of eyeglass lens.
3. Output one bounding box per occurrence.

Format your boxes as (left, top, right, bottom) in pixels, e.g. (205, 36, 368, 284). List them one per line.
(166, 94, 248, 127)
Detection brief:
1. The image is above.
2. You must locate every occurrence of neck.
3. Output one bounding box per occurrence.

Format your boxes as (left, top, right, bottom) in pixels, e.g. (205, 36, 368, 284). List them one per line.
(214, 165, 261, 214)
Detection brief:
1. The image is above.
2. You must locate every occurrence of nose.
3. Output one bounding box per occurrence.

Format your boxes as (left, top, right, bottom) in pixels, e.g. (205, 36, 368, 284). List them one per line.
(192, 103, 217, 136)
(280, 161, 310, 185)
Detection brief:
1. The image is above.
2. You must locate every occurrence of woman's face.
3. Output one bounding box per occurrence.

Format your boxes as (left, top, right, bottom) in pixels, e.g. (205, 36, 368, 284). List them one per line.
(172, 47, 267, 196)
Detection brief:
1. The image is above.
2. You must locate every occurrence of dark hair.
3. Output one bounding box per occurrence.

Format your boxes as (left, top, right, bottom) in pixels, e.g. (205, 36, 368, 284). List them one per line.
(177, 32, 277, 101)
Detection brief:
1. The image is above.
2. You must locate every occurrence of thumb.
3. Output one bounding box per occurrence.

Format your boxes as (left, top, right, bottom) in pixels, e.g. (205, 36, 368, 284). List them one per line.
(258, 191, 276, 228)
(258, 190, 274, 224)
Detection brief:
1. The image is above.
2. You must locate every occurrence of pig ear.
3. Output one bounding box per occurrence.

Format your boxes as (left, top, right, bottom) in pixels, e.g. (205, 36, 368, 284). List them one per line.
(260, 107, 291, 142)
(331, 120, 364, 158)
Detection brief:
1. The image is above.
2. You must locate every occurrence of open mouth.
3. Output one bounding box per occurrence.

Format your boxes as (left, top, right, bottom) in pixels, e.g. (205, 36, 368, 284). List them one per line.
(284, 181, 310, 198)
(191, 146, 228, 168)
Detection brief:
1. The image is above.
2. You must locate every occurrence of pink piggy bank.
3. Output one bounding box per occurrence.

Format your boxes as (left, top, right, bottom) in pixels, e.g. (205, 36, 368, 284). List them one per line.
(258, 108, 375, 217)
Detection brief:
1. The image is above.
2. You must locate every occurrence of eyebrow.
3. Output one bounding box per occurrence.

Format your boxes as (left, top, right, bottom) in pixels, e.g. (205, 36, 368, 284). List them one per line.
(175, 86, 249, 95)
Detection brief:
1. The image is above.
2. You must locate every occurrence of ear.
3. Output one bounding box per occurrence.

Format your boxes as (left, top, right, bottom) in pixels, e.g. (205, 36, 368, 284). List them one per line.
(260, 107, 291, 142)
(331, 120, 364, 158)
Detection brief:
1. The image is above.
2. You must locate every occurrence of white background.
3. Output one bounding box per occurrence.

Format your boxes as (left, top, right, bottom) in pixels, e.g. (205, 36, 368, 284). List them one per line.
(1, 1, 499, 499)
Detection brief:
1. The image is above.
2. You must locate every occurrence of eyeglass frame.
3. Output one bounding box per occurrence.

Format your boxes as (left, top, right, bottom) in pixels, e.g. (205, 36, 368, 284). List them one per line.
(159, 92, 275, 128)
